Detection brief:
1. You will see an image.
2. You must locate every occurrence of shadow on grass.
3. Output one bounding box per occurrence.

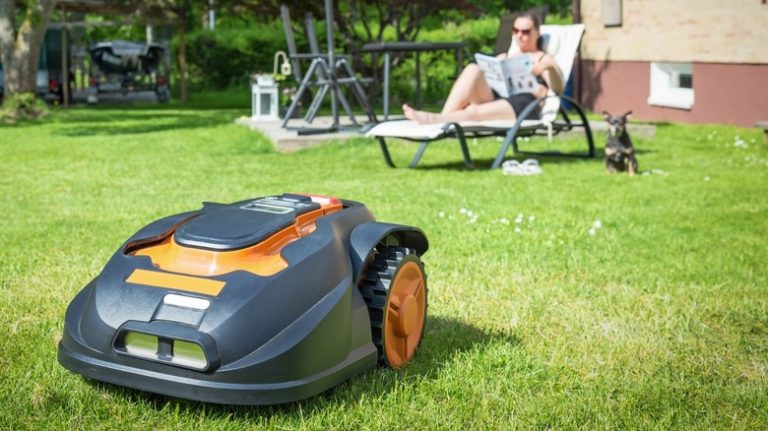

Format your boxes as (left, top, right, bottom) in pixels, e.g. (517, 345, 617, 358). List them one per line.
(402, 147, 656, 171)
(51, 110, 239, 137)
(411, 154, 603, 171)
(78, 316, 517, 418)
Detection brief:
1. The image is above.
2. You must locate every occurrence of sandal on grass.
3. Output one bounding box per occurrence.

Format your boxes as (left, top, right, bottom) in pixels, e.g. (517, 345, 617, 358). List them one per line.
(502, 159, 543, 176)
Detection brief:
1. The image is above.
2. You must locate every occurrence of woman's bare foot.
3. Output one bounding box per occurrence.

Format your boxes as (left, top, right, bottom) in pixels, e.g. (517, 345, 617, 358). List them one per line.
(402, 104, 438, 124)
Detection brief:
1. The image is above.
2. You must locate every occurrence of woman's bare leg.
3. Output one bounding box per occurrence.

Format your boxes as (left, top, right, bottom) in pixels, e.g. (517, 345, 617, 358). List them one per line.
(440, 63, 496, 113)
(403, 100, 516, 124)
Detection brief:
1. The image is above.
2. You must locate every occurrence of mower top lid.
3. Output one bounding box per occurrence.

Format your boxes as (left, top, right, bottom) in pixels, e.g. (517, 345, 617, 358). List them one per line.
(175, 194, 321, 251)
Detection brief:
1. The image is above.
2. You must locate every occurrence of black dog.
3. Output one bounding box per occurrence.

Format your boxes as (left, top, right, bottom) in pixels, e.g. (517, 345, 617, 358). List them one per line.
(603, 110, 638, 175)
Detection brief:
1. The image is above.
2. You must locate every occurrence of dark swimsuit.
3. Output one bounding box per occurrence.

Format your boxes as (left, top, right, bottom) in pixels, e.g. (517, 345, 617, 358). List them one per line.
(491, 53, 548, 120)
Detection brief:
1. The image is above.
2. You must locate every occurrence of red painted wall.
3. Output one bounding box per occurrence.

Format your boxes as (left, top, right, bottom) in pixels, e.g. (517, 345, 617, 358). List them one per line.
(580, 60, 768, 126)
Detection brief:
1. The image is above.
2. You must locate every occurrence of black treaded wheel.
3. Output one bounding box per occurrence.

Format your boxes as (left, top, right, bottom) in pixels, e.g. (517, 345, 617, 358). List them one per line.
(360, 246, 427, 368)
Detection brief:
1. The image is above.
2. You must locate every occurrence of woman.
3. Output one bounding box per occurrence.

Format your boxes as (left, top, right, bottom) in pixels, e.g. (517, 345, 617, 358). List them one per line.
(403, 13, 563, 124)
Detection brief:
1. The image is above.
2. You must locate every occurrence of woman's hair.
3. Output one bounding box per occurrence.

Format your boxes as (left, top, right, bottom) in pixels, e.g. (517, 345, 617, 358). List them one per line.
(515, 13, 543, 50)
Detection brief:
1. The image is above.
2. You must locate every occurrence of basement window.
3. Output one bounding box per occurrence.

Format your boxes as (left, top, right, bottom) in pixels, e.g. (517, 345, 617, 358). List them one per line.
(648, 62, 694, 110)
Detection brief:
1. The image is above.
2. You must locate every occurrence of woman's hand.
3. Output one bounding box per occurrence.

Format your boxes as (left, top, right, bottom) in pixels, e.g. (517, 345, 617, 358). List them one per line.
(530, 55, 555, 76)
(531, 54, 565, 94)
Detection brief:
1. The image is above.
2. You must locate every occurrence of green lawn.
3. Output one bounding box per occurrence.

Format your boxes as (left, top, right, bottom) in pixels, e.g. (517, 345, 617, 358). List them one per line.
(1, 100, 766, 430)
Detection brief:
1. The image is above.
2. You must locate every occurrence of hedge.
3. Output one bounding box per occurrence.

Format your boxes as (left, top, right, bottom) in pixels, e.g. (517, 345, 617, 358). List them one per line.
(174, 21, 290, 90)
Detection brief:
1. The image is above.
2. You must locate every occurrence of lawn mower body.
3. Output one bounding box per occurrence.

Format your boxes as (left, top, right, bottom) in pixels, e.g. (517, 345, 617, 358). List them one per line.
(58, 194, 428, 405)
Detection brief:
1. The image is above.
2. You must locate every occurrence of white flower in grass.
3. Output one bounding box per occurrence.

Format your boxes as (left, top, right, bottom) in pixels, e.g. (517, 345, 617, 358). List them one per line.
(704, 176, 711, 182)
(593, 220, 602, 229)
(459, 208, 467, 215)
(588, 228, 596, 236)
(514, 227, 522, 233)
(499, 218, 510, 225)
(467, 210, 474, 217)
(528, 215, 536, 222)
(438, 211, 445, 218)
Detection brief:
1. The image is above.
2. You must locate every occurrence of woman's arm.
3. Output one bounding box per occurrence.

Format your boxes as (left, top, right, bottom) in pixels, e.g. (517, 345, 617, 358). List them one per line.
(531, 54, 564, 95)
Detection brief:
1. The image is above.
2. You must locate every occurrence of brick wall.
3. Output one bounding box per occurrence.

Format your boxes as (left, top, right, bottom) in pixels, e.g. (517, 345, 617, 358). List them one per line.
(581, 60, 768, 126)
(580, 0, 768, 64)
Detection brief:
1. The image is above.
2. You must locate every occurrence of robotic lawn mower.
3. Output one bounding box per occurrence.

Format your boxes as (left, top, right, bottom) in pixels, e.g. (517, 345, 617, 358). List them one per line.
(58, 193, 429, 404)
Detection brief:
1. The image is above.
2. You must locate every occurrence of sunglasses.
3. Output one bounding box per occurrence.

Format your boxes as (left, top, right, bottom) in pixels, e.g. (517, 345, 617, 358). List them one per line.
(513, 27, 533, 35)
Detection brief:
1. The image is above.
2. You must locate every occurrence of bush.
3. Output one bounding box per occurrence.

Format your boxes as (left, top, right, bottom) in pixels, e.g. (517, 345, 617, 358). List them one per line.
(0, 93, 49, 124)
(175, 21, 291, 90)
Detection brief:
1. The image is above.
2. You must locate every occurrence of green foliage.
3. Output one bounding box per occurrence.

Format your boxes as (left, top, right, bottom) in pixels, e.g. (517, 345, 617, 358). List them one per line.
(469, 0, 572, 15)
(175, 21, 290, 90)
(165, 11, 571, 103)
(0, 92, 49, 123)
(82, 20, 148, 45)
(1, 101, 767, 429)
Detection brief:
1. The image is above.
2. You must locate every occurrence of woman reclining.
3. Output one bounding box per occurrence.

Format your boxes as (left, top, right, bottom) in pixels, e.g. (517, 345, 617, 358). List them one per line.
(403, 13, 563, 125)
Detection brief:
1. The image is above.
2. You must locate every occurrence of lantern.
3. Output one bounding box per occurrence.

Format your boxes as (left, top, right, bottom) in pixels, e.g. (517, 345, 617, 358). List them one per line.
(251, 74, 279, 120)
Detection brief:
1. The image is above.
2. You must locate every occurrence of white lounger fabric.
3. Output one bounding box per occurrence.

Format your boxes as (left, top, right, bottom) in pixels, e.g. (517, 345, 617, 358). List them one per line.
(365, 119, 544, 141)
(366, 24, 585, 141)
(365, 121, 452, 140)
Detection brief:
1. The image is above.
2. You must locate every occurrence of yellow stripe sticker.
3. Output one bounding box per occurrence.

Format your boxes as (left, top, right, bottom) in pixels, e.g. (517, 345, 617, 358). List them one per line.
(126, 269, 225, 296)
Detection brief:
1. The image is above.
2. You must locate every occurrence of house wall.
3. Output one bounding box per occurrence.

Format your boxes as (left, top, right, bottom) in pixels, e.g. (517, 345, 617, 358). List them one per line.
(581, 60, 768, 126)
(580, 0, 768, 63)
(576, 0, 768, 126)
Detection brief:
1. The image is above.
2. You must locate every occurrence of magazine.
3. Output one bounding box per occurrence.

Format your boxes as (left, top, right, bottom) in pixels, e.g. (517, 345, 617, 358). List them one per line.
(474, 53, 538, 98)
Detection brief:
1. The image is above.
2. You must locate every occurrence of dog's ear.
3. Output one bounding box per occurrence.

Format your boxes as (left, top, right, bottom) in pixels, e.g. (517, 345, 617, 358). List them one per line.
(623, 110, 633, 119)
(602, 110, 611, 119)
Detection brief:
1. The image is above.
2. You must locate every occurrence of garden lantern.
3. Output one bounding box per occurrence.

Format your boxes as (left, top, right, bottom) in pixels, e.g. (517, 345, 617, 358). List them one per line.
(251, 74, 279, 120)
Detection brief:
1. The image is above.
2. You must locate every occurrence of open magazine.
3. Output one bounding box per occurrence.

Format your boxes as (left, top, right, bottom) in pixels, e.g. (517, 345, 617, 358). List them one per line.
(474, 53, 538, 98)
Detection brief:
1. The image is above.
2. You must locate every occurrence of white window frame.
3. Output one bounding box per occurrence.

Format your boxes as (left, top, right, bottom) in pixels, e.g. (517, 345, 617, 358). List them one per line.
(648, 62, 694, 110)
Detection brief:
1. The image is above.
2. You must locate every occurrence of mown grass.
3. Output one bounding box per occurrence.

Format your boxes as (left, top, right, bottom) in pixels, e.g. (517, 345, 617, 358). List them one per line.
(1, 99, 766, 430)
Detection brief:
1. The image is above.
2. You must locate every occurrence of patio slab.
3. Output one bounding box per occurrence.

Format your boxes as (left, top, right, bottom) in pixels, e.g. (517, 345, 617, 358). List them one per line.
(235, 116, 372, 152)
(236, 115, 656, 152)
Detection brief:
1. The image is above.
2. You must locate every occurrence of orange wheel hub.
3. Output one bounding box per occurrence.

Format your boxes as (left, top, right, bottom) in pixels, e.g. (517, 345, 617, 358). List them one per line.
(383, 260, 426, 368)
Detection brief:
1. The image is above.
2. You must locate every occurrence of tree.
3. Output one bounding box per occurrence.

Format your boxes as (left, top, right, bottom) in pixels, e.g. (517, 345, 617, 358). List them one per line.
(0, 0, 57, 101)
(214, 0, 475, 97)
(215, 0, 475, 50)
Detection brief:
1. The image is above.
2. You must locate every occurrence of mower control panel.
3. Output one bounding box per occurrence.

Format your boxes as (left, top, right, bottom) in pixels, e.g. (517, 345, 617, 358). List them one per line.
(174, 194, 321, 250)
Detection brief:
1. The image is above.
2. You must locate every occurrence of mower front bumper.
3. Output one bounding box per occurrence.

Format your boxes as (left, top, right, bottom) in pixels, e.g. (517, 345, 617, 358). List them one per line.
(58, 335, 377, 405)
